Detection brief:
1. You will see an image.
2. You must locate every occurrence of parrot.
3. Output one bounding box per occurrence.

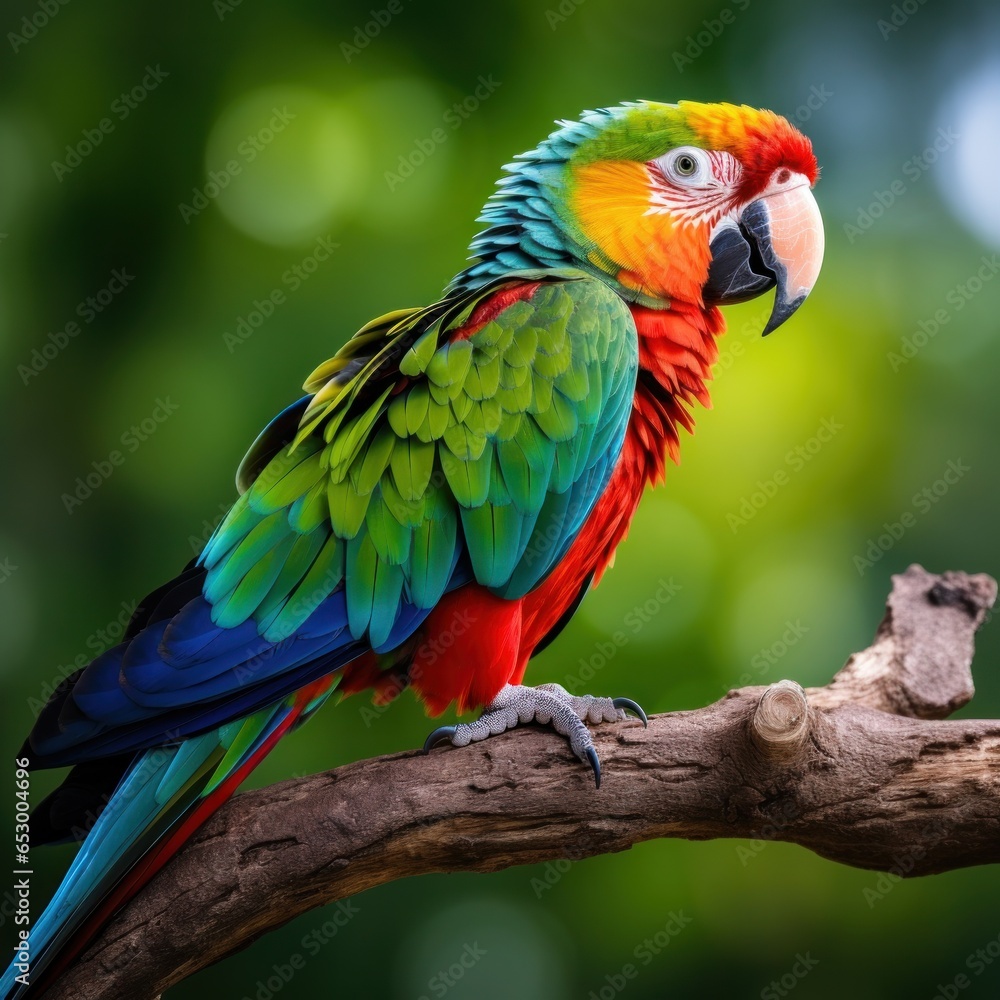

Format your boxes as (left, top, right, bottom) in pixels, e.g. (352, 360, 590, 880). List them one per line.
(2, 99, 823, 998)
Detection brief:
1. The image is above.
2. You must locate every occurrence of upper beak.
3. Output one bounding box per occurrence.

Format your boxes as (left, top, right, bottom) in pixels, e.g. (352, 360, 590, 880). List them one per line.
(703, 184, 825, 336)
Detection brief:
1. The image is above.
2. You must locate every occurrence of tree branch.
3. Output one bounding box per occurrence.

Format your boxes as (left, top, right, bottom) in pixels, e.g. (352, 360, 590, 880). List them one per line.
(47, 564, 999, 1000)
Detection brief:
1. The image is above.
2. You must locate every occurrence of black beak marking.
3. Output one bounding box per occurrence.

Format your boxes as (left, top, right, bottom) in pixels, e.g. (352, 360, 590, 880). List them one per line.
(703, 197, 810, 337)
(703, 217, 776, 306)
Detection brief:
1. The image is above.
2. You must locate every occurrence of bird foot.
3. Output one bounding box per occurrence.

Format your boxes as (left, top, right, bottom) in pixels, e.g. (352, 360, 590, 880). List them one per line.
(422, 682, 647, 789)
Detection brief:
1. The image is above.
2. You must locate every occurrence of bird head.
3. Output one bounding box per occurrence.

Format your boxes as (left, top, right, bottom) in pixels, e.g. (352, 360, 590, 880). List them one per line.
(456, 100, 824, 336)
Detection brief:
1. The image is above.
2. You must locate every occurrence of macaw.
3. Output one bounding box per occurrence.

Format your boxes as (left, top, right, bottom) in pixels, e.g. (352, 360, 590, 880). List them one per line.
(2, 99, 823, 997)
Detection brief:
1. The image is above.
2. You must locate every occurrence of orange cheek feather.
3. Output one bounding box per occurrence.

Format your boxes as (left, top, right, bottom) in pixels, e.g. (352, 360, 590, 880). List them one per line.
(570, 160, 712, 304)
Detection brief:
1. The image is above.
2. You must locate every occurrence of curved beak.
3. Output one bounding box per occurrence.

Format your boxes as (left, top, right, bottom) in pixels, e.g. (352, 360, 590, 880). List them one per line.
(703, 184, 825, 336)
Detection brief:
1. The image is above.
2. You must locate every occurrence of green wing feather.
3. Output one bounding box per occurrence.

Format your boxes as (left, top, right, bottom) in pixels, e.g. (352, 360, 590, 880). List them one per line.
(199, 269, 637, 650)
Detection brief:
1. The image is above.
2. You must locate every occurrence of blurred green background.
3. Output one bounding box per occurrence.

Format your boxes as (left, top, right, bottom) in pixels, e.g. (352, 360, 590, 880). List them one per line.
(2, 0, 1000, 997)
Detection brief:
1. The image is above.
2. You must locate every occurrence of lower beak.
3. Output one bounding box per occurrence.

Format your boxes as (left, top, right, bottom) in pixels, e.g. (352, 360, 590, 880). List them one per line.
(703, 185, 825, 336)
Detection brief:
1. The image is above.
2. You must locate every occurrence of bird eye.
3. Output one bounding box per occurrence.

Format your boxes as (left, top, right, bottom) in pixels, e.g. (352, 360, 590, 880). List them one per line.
(675, 154, 697, 176)
(660, 147, 707, 184)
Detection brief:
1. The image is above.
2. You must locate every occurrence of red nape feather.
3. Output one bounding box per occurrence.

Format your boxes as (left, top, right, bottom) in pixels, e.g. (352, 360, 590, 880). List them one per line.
(451, 282, 541, 340)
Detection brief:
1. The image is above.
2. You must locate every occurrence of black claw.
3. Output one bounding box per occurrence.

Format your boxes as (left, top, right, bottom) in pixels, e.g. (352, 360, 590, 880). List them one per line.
(585, 746, 602, 789)
(613, 697, 648, 727)
(422, 726, 458, 753)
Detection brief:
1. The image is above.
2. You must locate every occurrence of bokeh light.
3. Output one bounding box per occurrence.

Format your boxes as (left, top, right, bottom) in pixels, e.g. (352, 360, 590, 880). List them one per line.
(206, 85, 367, 246)
(348, 77, 453, 230)
(935, 58, 1000, 249)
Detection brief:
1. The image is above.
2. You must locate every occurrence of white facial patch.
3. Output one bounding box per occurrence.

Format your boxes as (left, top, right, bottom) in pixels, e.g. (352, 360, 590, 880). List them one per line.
(646, 149, 743, 226)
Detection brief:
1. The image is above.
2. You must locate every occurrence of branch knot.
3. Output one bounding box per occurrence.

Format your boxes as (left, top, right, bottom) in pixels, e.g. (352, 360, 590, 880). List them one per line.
(750, 679, 809, 759)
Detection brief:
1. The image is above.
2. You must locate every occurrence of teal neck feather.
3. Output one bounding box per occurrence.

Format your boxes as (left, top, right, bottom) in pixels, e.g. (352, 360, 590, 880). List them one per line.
(447, 105, 666, 308)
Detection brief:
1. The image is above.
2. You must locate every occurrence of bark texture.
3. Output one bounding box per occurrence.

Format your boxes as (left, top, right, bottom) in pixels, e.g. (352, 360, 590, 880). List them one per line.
(47, 564, 1000, 999)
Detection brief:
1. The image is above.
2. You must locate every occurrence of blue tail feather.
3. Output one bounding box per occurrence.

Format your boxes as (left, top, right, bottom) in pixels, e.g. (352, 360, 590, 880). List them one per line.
(1, 697, 309, 1000)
